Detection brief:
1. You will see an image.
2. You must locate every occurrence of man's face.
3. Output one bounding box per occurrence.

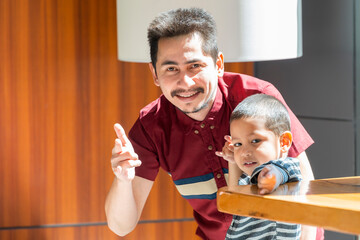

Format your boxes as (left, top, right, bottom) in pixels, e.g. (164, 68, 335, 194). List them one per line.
(230, 117, 281, 176)
(149, 33, 223, 121)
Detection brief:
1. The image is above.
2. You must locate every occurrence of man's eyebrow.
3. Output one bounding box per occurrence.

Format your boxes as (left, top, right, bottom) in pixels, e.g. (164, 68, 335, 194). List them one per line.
(160, 59, 202, 66)
(186, 59, 201, 64)
(160, 60, 178, 66)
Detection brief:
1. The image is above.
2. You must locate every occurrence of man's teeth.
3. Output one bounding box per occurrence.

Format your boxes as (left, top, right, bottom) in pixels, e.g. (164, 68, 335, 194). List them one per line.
(178, 92, 197, 97)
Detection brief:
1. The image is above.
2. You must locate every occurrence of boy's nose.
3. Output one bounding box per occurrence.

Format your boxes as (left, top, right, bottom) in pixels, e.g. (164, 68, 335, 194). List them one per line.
(241, 149, 251, 158)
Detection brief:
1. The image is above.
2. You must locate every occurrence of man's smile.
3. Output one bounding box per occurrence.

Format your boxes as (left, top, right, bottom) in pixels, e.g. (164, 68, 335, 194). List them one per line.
(177, 92, 198, 98)
(171, 87, 204, 98)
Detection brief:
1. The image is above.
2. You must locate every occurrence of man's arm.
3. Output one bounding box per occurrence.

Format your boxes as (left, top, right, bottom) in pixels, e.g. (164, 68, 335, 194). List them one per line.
(105, 123, 153, 236)
(297, 151, 314, 181)
(297, 151, 317, 240)
(105, 176, 153, 236)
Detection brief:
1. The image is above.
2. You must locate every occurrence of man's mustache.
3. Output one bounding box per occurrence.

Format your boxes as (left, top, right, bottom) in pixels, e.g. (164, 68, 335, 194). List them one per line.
(171, 87, 204, 98)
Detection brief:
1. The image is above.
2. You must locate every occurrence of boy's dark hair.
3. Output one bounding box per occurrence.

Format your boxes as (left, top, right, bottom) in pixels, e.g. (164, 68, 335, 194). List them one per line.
(230, 94, 291, 136)
(147, 8, 219, 71)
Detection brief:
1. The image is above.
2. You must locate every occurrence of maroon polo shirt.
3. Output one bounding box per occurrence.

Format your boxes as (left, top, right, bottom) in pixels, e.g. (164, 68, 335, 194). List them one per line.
(129, 72, 314, 240)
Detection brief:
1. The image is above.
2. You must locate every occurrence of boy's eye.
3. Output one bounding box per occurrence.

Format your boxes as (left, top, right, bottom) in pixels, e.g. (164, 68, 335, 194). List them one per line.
(251, 139, 261, 144)
(167, 67, 176, 71)
(233, 142, 242, 147)
(191, 64, 200, 68)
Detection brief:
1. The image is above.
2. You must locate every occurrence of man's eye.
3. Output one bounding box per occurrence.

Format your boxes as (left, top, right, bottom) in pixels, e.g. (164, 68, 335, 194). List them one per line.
(189, 63, 202, 70)
(167, 67, 176, 71)
(234, 142, 242, 147)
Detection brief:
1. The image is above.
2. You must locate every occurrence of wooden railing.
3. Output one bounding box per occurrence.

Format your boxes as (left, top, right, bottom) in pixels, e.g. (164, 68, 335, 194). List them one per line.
(217, 176, 360, 236)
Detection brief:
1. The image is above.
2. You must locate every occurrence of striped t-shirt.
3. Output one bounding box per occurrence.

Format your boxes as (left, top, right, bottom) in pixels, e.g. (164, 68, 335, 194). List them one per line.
(225, 157, 302, 240)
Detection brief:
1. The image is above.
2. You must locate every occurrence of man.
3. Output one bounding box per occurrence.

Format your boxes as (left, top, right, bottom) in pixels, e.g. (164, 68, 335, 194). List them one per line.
(105, 7, 321, 240)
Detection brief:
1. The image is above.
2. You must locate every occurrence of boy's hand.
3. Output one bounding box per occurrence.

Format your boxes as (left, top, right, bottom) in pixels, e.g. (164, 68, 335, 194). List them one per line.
(257, 165, 283, 195)
(111, 123, 142, 182)
(215, 135, 235, 163)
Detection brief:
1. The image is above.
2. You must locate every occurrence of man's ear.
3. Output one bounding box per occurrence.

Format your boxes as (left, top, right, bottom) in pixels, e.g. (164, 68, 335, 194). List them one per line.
(148, 63, 159, 86)
(216, 52, 224, 77)
(280, 131, 293, 153)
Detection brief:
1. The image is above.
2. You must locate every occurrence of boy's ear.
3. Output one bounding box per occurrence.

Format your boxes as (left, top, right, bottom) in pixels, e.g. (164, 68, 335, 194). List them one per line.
(280, 131, 293, 153)
(148, 63, 160, 86)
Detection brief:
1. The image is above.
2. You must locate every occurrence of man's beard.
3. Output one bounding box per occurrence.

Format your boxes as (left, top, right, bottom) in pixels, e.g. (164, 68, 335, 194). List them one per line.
(180, 101, 209, 114)
(177, 87, 216, 114)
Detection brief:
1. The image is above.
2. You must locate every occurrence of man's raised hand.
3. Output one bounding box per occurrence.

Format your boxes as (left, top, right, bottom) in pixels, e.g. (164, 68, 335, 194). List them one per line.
(111, 123, 142, 182)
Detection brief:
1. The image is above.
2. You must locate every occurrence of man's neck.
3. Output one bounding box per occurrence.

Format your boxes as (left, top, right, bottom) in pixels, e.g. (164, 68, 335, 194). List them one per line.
(186, 109, 210, 121)
(185, 95, 216, 121)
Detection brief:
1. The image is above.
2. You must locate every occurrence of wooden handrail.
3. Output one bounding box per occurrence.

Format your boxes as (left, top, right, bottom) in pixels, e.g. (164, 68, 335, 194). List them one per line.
(217, 176, 360, 235)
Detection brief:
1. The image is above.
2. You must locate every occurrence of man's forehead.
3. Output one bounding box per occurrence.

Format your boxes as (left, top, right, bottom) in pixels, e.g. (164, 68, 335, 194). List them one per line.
(158, 41, 211, 64)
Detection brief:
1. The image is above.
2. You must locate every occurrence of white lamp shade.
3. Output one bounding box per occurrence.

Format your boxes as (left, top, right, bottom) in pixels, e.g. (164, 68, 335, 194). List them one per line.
(116, 0, 302, 62)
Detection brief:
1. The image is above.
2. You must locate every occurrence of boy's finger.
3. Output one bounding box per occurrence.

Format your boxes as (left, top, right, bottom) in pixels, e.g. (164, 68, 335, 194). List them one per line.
(215, 151, 223, 157)
(224, 135, 232, 142)
(227, 143, 234, 152)
(259, 167, 269, 178)
(259, 189, 269, 195)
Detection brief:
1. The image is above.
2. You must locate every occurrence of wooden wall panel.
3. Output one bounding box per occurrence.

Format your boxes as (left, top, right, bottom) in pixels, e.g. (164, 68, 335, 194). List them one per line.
(0, 222, 198, 240)
(0, 0, 253, 239)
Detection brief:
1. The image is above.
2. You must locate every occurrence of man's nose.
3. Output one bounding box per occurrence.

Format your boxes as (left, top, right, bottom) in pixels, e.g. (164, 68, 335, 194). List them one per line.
(178, 73, 195, 87)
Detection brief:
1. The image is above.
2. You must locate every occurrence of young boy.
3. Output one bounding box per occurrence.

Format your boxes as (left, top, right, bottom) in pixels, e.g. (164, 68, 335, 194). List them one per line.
(225, 94, 303, 240)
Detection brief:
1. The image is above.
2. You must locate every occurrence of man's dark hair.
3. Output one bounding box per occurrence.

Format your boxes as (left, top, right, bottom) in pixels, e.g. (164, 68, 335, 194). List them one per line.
(147, 8, 219, 71)
(230, 94, 291, 136)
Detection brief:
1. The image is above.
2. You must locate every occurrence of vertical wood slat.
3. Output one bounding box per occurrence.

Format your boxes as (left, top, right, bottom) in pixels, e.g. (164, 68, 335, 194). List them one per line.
(0, 0, 253, 239)
(0, 222, 199, 240)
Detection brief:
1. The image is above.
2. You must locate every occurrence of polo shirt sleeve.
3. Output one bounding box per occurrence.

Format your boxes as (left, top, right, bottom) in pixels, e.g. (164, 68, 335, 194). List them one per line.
(261, 84, 314, 157)
(129, 118, 160, 181)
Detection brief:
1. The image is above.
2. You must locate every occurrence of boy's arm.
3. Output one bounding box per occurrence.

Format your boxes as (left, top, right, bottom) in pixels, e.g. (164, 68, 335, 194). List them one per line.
(215, 135, 241, 187)
(254, 156, 302, 194)
(228, 162, 242, 187)
(257, 164, 287, 195)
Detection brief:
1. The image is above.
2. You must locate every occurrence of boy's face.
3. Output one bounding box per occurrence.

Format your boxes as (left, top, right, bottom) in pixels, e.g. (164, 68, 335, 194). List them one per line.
(149, 32, 223, 121)
(230, 117, 282, 176)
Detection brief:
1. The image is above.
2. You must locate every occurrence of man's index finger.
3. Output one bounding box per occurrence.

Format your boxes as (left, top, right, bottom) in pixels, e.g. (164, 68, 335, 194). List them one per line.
(114, 123, 129, 146)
